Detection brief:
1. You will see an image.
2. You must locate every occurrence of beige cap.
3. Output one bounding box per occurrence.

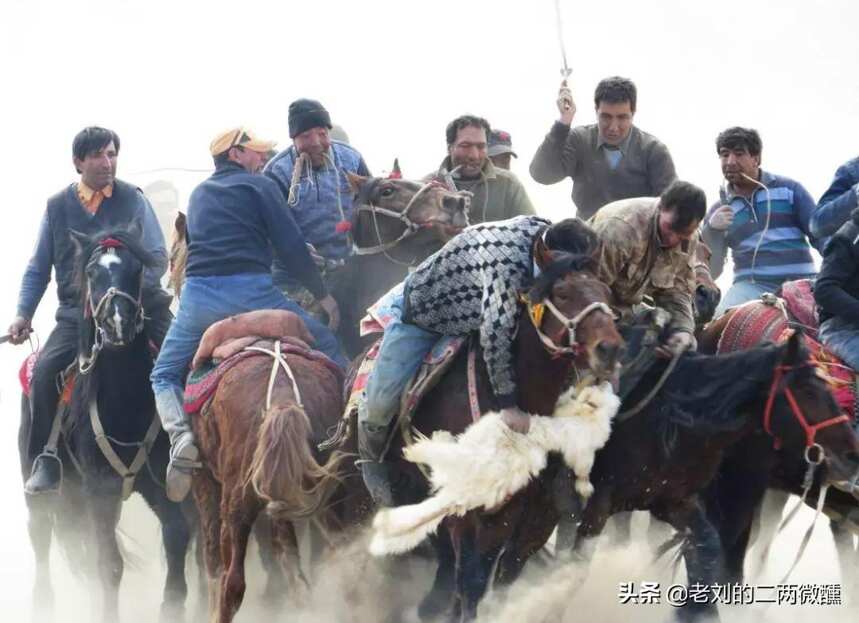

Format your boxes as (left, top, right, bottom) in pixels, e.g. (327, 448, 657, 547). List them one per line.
(209, 127, 276, 156)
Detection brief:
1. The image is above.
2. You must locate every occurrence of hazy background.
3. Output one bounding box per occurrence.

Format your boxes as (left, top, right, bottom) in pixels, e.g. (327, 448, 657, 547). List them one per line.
(0, 0, 857, 619)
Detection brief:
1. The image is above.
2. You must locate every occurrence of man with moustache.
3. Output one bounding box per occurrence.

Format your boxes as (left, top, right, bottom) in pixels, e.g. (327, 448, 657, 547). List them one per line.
(428, 115, 535, 224)
(9, 126, 171, 494)
(530, 76, 677, 221)
(701, 127, 819, 316)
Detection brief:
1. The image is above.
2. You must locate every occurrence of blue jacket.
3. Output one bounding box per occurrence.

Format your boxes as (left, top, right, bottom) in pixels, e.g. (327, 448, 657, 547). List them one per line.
(185, 162, 326, 298)
(265, 141, 369, 286)
(702, 170, 819, 284)
(810, 156, 859, 239)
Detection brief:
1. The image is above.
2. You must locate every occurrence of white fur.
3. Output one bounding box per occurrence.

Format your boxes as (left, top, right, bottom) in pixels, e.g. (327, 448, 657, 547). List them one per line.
(369, 382, 620, 556)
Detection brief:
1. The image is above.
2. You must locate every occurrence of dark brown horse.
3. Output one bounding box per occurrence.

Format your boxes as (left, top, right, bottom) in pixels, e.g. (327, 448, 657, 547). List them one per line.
(363, 231, 625, 621)
(491, 331, 859, 622)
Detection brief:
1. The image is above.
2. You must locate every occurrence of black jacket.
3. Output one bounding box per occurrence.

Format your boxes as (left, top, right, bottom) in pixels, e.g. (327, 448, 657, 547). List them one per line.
(814, 210, 859, 325)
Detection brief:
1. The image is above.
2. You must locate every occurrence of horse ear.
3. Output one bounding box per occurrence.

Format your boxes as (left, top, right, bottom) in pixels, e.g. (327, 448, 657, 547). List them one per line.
(389, 158, 402, 179)
(346, 171, 368, 194)
(784, 329, 806, 365)
(174, 211, 187, 241)
(533, 234, 554, 271)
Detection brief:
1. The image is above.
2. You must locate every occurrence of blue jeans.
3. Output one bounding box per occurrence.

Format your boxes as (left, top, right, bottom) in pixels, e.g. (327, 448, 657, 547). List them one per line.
(715, 279, 782, 317)
(819, 317, 859, 371)
(359, 298, 439, 459)
(151, 273, 347, 396)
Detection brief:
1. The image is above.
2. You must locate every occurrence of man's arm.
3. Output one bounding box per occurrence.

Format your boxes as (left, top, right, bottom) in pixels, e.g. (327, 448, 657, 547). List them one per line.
(16, 209, 53, 321)
(529, 122, 578, 185)
(138, 194, 168, 288)
(701, 201, 729, 280)
(504, 175, 536, 218)
(810, 163, 859, 239)
(259, 180, 327, 299)
(651, 250, 697, 336)
(791, 180, 823, 252)
(646, 140, 678, 196)
(814, 237, 859, 321)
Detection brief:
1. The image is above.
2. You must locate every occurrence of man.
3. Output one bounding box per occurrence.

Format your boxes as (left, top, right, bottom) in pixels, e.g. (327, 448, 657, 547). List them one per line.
(530, 76, 677, 221)
(358, 215, 600, 505)
(429, 115, 535, 224)
(814, 209, 859, 379)
(701, 127, 819, 316)
(265, 99, 370, 300)
(810, 156, 859, 239)
(487, 129, 517, 171)
(591, 180, 707, 359)
(8, 126, 171, 494)
(150, 127, 347, 502)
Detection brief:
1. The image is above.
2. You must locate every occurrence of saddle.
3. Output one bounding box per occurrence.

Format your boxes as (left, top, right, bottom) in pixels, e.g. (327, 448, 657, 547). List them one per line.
(718, 284, 855, 420)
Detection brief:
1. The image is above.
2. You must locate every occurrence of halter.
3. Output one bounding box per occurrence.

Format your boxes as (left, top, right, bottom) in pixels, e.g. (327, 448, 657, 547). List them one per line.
(762, 363, 849, 452)
(79, 238, 146, 375)
(523, 294, 614, 359)
(352, 180, 468, 257)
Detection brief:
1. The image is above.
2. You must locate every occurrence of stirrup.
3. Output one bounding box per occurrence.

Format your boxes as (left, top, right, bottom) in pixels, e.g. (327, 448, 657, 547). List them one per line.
(170, 456, 202, 471)
(26, 451, 63, 494)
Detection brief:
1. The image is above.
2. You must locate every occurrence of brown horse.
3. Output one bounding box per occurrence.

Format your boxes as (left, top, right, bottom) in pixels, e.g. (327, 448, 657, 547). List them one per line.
(190, 336, 347, 623)
(495, 331, 859, 622)
(364, 231, 625, 621)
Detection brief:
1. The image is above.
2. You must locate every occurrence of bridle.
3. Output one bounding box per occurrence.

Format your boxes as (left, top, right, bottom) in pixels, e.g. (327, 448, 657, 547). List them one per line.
(523, 294, 614, 359)
(762, 362, 849, 457)
(79, 238, 145, 375)
(352, 179, 470, 257)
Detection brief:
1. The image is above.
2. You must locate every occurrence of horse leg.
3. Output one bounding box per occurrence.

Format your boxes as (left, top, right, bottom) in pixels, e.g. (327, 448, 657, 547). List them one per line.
(658, 500, 721, 622)
(418, 532, 457, 621)
(26, 498, 55, 619)
(192, 469, 223, 620)
(607, 512, 633, 547)
(91, 495, 123, 623)
(144, 487, 192, 621)
(269, 519, 311, 607)
(747, 488, 790, 580)
(830, 519, 859, 602)
(254, 513, 287, 606)
(217, 494, 261, 623)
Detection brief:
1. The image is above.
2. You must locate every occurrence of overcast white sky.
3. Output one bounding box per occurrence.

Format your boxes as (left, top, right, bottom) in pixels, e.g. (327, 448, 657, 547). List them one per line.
(0, 0, 857, 618)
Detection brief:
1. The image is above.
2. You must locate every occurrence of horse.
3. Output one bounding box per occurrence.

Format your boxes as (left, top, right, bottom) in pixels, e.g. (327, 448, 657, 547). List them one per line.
(494, 330, 859, 622)
(363, 230, 625, 621)
(18, 225, 191, 622)
(697, 300, 859, 591)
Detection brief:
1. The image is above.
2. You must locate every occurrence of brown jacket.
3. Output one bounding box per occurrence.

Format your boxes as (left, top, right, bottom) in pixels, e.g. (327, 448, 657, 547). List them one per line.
(589, 197, 696, 335)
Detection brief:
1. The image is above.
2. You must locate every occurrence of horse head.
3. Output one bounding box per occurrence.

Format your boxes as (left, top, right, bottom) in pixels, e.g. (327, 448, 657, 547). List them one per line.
(70, 221, 155, 358)
(347, 170, 471, 253)
(767, 331, 859, 491)
(524, 221, 625, 385)
(693, 238, 721, 327)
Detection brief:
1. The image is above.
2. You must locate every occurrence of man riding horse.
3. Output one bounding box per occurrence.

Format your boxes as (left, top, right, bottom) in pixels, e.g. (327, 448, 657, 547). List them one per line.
(8, 126, 172, 495)
(149, 127, 348, 503)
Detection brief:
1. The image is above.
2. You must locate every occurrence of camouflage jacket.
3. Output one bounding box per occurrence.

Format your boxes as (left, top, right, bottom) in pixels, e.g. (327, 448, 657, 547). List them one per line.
(589, 197, 697, 335)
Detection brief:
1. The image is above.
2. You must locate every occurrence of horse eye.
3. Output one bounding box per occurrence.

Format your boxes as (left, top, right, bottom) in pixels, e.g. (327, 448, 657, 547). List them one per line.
(380, 187, 395, 197)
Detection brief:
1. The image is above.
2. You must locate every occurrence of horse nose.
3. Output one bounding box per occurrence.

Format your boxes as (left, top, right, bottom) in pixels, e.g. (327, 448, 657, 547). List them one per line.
(595, 339, 621, 364)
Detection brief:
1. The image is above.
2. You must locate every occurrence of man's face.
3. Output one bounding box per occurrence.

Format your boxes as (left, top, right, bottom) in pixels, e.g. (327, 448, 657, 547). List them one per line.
(489, 153, 512, 171)
(231, 146, 267, 174)
(658, 208, 700, 249)
(74, 140, 117, 190)
(293, 126, 331, 167)
(719, 145, 760, 186)
(448, 125, 487, 178)
(596, 101, 634, 146)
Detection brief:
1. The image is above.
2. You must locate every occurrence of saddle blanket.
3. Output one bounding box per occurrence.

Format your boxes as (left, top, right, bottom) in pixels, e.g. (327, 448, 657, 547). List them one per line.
(19, 351, 76, 404)
(184, 339, 341, 415)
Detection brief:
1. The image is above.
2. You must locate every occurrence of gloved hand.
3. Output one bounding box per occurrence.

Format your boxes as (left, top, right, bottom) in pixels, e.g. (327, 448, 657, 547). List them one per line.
(656, 331, 695, 359)
(500, 405, 531, 435)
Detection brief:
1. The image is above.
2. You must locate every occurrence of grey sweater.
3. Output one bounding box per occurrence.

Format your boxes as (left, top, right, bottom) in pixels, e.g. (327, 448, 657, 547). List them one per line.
(529, 122, 677, 221)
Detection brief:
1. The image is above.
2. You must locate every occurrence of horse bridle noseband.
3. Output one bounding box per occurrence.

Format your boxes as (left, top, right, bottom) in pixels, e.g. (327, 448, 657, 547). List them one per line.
(524, 295, 615, 359)
(352, 179, 470, 257)
(79, 238, 145, 375)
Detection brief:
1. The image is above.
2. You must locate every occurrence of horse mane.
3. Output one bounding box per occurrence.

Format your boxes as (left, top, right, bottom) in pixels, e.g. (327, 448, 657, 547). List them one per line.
(528, 252, 598, 301)
(641, 341, 791, 438)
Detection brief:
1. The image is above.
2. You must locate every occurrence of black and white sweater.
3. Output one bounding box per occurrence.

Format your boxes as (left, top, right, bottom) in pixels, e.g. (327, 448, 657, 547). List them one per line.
(404, 215, 551, 407)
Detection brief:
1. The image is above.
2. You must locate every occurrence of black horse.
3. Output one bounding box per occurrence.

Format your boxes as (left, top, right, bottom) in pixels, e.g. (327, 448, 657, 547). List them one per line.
(18, 225, 191, 622)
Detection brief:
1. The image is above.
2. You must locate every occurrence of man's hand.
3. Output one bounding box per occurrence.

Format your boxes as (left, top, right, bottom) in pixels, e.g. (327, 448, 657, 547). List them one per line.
(656, 331, 695, 359)
(318, 295, 340, 331)
(7, 316, 31, 345)
(500, 405, 531, 435)
(556, 81, 576, 126)
(707, 206, 734, 231)
(306, 243, 326, 268)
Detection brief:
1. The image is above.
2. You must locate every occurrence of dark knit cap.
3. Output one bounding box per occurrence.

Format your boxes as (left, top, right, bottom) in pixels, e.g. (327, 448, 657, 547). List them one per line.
(288, 98, 332, 138)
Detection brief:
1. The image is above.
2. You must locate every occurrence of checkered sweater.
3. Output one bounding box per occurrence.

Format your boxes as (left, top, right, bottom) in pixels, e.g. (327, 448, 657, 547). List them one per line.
(404, 215, 551, 406)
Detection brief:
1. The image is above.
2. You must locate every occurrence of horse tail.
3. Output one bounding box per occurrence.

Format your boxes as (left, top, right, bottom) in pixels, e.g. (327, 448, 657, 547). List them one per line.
(247, 402, 346, 521)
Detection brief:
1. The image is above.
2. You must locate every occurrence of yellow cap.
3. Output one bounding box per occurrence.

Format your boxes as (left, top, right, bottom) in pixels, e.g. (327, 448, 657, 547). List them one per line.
(209, 127, 276, 156)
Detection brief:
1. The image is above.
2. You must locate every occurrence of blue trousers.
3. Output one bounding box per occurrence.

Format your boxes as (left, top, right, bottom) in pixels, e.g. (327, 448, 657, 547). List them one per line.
(151, 273, 347, 396)
(819, 317, 859, 372)
(715, 279, 783, 317)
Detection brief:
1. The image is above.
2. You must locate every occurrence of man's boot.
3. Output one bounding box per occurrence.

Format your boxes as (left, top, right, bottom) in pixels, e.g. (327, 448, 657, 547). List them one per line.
(358, 420, 396, 507)
(156, 387, 200, 502)
(24, 452, 62, 495)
